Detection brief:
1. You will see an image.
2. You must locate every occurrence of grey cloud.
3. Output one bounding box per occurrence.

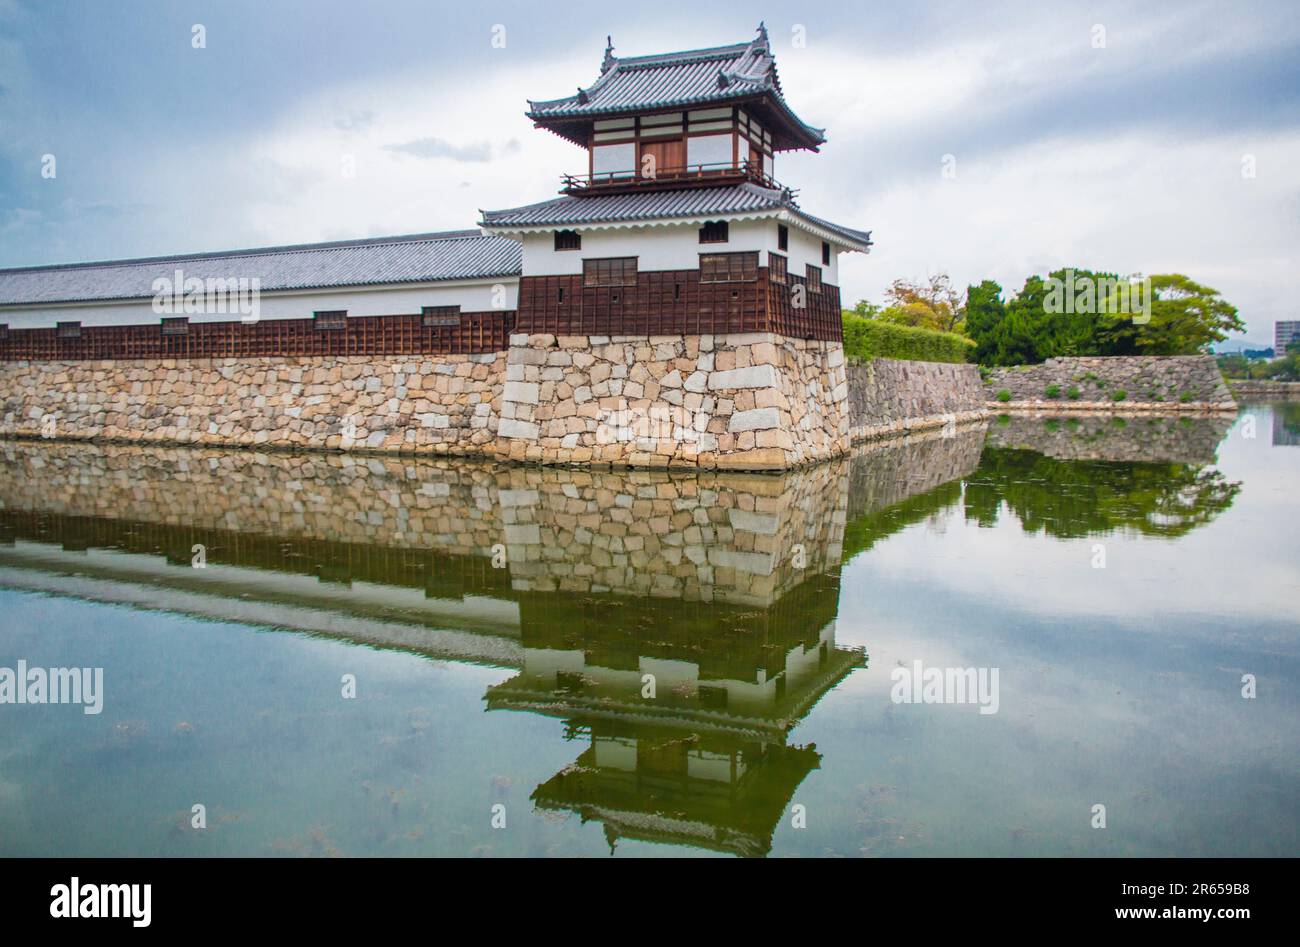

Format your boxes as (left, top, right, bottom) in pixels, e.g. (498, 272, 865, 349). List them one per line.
(334, 109, 376, 134)
(384, 137, 515, 162)
(830, 9, 1300, 184)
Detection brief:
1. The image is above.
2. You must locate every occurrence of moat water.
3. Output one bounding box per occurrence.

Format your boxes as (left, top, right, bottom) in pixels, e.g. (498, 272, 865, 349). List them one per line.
(0, 404, 1296, 857)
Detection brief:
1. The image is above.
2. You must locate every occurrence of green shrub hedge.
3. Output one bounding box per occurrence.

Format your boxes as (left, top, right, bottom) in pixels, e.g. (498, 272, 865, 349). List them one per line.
(842, 313, 975, 364)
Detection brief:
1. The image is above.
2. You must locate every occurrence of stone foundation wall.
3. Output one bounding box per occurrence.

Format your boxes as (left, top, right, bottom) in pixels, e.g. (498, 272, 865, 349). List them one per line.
(846, 358, 988, 441)
(494, 332, 848, 470)
(983, 355, 1235, 410)
(0, 354, 504, 453)
(0, 336, 999, 469)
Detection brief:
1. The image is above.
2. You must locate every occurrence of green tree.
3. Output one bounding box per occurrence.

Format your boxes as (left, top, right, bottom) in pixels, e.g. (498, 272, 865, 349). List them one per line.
(848, 298, 883, 320)
(1267, 343, 1300, 380)
(1107, 274, 1244, 355)
(963, 280, 1006, 365)
(963, 269, 1243, 365)
(1217, 354, 1250, 379)
(996, 274, 1057, 364)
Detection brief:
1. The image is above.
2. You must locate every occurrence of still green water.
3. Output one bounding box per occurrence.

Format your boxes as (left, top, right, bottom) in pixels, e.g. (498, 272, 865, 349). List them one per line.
(0, 404, 1296, 857)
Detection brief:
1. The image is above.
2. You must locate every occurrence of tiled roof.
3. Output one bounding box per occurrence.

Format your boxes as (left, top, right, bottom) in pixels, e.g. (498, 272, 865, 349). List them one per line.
(527, 24, 825, 150)
(481, 184, 872, 250)
(0, 230, 522, 307)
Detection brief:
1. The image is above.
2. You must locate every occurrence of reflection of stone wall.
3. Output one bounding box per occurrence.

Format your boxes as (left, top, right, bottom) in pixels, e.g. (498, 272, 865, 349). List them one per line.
(846, 358, 987, 441)
(0, 428, 990, 607)
(983, 413, 1234, 464)
(496, 463, 848, 606)
(845, 425, 987, 521)
(0, 441, 502, 556)
(495, 332, 849, 470)
(1232, 381, 1300, 398)
(984, 355, 1235, 410)
(0, 354, 505, 453)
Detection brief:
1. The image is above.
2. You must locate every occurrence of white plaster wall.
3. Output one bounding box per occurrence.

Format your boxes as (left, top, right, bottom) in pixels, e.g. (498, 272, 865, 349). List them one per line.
(782, 223, 839, 286)
(521, 218, 839, 284)
(521, 219, 774, 276)
(0, 279, 519, 328)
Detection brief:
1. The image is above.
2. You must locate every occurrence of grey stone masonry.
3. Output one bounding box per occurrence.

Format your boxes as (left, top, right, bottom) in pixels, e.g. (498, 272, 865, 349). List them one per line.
(1, 339, 1009, 469)
(984, 356, 1235, 411)
(846, 358, 988, 442)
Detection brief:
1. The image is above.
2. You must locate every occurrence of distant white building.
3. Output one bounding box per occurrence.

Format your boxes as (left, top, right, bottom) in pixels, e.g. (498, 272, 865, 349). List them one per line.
(1276, 321, 1300, 354)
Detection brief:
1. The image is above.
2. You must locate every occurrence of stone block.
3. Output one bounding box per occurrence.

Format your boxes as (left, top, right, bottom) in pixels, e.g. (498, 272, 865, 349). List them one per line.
(708, 365, 778, 391)
(498, 418, 540, 440)
(729, 407, 780, 432)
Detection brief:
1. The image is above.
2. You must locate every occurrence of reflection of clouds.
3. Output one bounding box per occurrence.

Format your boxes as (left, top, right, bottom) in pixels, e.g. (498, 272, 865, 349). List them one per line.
(860, 510, 1298, 629)
(823, 550, 1298, 853)
(820, 410, 1300, 800)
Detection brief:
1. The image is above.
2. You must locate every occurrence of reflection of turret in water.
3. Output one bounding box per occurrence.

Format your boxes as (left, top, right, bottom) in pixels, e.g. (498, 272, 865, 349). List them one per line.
(486, 569, 864, 857)
(490, 571, 857, 737)
(531, 723, 825, 858)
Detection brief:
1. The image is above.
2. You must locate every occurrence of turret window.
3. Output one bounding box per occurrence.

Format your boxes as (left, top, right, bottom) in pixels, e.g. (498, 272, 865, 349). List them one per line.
(805, 265, 823, 294)
(422, 306, 461, 327)
(822, 241, 831, 265)
(583, 257, 637, 287)
(699, 220, 729, 244)
(313, 310, 348, 331)
(768, 253, 788, 285)
(554, 229, 581, 251)
(700, 251, 758, 283)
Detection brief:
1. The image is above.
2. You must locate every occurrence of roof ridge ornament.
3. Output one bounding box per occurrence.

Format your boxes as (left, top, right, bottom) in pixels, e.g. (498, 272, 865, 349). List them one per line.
(576, 86, 589, 104)
(755, 21, 770, 51)
(716, 67, 730, 88)
(601, 35, 615, 73)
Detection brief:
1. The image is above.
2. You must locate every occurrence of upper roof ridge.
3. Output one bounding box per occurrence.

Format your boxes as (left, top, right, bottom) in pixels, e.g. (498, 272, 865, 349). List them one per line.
(0, 229, 498, 276)
(525, 25, 824, 150)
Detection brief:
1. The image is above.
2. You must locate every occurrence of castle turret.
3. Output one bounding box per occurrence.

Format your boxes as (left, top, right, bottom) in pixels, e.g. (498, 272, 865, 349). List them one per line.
(524, 24, 826, 191)
(481, 26, 870, 469)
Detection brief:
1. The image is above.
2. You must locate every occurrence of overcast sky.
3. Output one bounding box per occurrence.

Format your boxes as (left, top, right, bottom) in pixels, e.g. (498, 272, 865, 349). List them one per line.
(1, 0, 1297, 343)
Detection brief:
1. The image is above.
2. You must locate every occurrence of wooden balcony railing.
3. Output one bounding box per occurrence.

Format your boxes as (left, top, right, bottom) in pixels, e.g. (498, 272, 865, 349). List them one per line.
(561, 160, 794, 197)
